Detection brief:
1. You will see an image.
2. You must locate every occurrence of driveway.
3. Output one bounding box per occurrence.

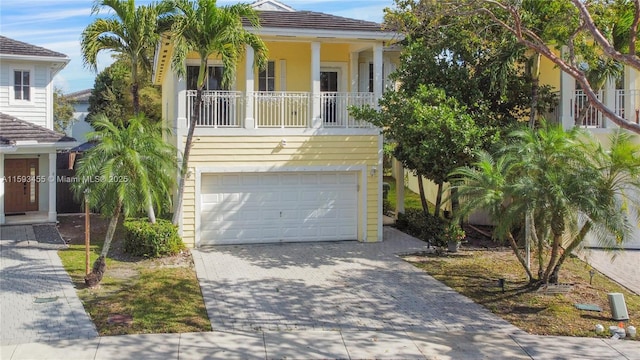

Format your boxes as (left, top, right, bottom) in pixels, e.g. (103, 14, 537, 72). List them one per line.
(0, 225, 98, 345)
(578, 248, 640, 295)
(192, 227, 522, 334)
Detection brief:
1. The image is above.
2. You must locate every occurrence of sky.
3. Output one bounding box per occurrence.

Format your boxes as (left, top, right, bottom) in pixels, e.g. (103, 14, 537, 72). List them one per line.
(0, 0, 393, 94)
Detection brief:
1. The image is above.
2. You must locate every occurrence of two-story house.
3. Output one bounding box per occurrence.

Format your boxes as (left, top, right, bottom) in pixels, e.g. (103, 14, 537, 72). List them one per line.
(154, 0, 401, 247)
(0, 36, 75, 225)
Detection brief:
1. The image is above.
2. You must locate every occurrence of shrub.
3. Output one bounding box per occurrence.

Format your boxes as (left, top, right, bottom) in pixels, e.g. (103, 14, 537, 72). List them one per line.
(383, 199, 393, 216)
(123, 218, 185, 258)
(396, 209, 447, 247)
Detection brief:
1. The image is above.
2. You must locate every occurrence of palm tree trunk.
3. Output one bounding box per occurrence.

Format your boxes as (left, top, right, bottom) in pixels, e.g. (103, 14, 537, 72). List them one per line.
(131, 57, 140, 115)
(101, 201, 122, 258)
(506, 231, 535, 282)
(549, 222, 592, 284)
(417, 175, 429, 216)
(542, 233, 562, 283)
(85, 200, 122, 287)
(172, 87, 202, 225)
(434, 181, 443, 218)
(147, 201, 157, 224)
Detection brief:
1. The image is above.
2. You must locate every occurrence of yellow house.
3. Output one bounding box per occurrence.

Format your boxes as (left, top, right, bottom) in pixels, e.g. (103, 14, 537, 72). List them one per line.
(152, 0, 401, 247)
(537, 48, 640, 132)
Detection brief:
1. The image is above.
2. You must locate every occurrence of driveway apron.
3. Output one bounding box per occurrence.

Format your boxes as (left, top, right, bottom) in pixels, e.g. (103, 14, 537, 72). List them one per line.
(193, 227, 523, 334)
(0, 225, 98, 345)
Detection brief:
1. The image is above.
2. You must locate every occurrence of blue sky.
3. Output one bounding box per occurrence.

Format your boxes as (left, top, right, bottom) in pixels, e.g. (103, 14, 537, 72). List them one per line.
(0, 0, 392, 94)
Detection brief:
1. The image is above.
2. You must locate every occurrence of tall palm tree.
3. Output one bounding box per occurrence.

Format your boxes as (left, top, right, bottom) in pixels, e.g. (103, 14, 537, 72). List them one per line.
(169, 0, 268, 225)
(452, 124, 640, 285)
(81, 0, 174, 115)
(73, 113, 177, 284)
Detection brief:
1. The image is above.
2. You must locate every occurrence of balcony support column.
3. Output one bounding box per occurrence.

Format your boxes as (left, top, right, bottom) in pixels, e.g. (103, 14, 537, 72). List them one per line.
(603, 78, 616, 128)
(625, 65, 638, 125)
(245, 45, 256, 128)
(560, 46, 575, 130)
(373, 43, 383, 106)
(350, 51, 359, 93)
(311, 41, 322, 128)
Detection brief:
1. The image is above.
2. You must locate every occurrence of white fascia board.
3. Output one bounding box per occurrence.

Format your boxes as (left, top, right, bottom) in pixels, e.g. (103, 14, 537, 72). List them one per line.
(0, 53, 70, 65)
(246, 27, 402, 42)
(4, 141, 79, 152)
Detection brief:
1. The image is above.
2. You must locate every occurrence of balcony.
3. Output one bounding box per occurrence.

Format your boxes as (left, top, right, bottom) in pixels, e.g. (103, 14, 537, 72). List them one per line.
(567, 89, 640, 128)
(186, 90, 376, 129)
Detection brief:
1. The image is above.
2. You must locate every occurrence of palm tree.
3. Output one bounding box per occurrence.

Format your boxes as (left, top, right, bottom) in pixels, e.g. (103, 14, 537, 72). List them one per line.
(81, 0, 174, 115)
(72, 113, 177, 284)
(169, 0, 268, 225)
(452, 123, 640, 285)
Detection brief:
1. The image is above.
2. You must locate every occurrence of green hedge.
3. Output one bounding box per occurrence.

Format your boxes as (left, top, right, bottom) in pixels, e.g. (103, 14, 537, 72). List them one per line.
(123, 218, 185, 258)
(395, 209, 448, 247)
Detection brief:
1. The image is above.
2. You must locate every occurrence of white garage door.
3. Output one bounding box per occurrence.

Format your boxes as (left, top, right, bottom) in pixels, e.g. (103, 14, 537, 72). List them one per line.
(199, 172, 358, 245)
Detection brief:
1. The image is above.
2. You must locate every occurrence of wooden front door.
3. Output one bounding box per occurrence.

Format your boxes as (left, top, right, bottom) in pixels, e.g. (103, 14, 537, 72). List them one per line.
(4, 159, 39, 213)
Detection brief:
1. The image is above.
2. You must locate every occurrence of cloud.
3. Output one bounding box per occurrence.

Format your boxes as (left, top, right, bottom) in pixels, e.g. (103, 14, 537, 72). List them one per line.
(2, 8, 91, 26)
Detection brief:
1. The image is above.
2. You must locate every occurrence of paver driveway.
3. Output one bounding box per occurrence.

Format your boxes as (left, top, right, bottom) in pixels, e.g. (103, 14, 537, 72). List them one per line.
(0, 225, 97, 345)
(192, 227, 523, 334)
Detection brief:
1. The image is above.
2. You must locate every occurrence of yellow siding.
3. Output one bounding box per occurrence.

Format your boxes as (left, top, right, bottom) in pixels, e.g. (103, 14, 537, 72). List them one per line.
(179, 135, 380, 247)
(539, 54, 561, 91)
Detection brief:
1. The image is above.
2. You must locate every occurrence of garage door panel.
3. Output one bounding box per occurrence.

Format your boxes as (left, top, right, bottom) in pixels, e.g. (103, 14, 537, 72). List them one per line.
(199, 172, 358, 245)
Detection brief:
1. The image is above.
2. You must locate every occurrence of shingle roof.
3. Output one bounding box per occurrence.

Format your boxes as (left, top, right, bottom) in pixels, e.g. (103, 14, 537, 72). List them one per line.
(0, 35, 68, 58)
(66, 89, 92, 102)
(247, 10, 384, 32)
(0, 113, 75, 145)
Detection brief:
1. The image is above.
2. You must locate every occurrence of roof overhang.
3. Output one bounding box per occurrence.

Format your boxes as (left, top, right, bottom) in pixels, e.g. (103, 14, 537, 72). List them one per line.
(0, 141, 79, 153)
(0, 53, 70, 75)
(247, 27, 401, 42)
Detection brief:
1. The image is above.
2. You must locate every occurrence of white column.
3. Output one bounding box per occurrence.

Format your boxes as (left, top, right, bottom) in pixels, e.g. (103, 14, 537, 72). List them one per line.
(559, 47, 576, 130)
(48, 152, 56, 222)
(245, 44, 256, 128)
(350, 51, 359, 92)
(394, 158, 405, 216)
(625, 65, 638, 124)
(373, 43, 383, 104)
(0, 152, 4, 225)
(176, 75, 187, 155)
(603, 78, 616, 128)
(311, 42, 322, 128)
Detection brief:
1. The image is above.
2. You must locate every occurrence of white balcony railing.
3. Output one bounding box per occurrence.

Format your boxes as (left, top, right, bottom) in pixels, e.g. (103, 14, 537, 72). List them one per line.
(186, 91, 377, 129)
(616, 89, 640, 124)
(187, 90, 244, 127)
(572, 90, 603, 128)
(321, 92, 376, 128)
(254, 91, 310, 128)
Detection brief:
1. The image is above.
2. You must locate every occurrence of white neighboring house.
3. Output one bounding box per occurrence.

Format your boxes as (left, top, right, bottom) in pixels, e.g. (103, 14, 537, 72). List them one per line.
(65, 89, 94, 144)
(0, 35, 76, 225)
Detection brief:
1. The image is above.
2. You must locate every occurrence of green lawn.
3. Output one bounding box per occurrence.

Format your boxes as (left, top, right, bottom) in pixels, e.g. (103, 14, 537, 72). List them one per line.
(384, 176, 432, 212)
(57, 215, 211, 336)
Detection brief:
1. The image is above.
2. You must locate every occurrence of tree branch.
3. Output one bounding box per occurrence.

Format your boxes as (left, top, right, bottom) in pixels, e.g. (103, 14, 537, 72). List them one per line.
(571, 0, 640, 70)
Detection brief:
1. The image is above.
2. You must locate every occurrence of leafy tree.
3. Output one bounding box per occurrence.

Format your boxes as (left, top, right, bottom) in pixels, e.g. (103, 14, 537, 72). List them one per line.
(452, 124, 640, 285)
(424, 0, 640, 133)
(385, 1, 557, 132)
(352, 85, 483, 217)
(169, 0, 268, 225)
(81, 0, 173, 115)
(53, 87, 75, 133)
(88, 60, 162, 125)
(72, 113, 177, 284)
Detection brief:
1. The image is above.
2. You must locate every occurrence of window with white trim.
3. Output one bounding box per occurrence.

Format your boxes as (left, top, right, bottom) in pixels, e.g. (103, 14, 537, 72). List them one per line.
(258, 61, 275, 91)
(14, 70, 31, 101)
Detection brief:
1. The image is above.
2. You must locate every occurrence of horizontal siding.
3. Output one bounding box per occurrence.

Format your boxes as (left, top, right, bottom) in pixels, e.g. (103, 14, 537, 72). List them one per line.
(0, 62, 50, 128)
(179, 135, 380, 246)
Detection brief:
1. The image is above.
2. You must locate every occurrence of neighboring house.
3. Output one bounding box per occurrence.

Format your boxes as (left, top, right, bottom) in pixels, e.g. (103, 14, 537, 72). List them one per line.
(153, 0, 401, 247)
(0, 35, 75, 225)
(65, 88, 93, 144)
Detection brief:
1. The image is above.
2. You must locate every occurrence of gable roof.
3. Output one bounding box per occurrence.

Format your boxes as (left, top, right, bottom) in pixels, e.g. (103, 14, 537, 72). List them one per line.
(0, 113, 75, 145)
(66, 89, 93, 102)
(248, 10, 384, 32)
(251, 0, 295, 12)
(0, 35, 67, 58)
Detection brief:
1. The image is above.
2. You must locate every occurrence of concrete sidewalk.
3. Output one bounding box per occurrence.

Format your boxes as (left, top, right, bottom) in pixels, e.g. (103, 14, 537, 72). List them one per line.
(1, 330, 638, 360)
